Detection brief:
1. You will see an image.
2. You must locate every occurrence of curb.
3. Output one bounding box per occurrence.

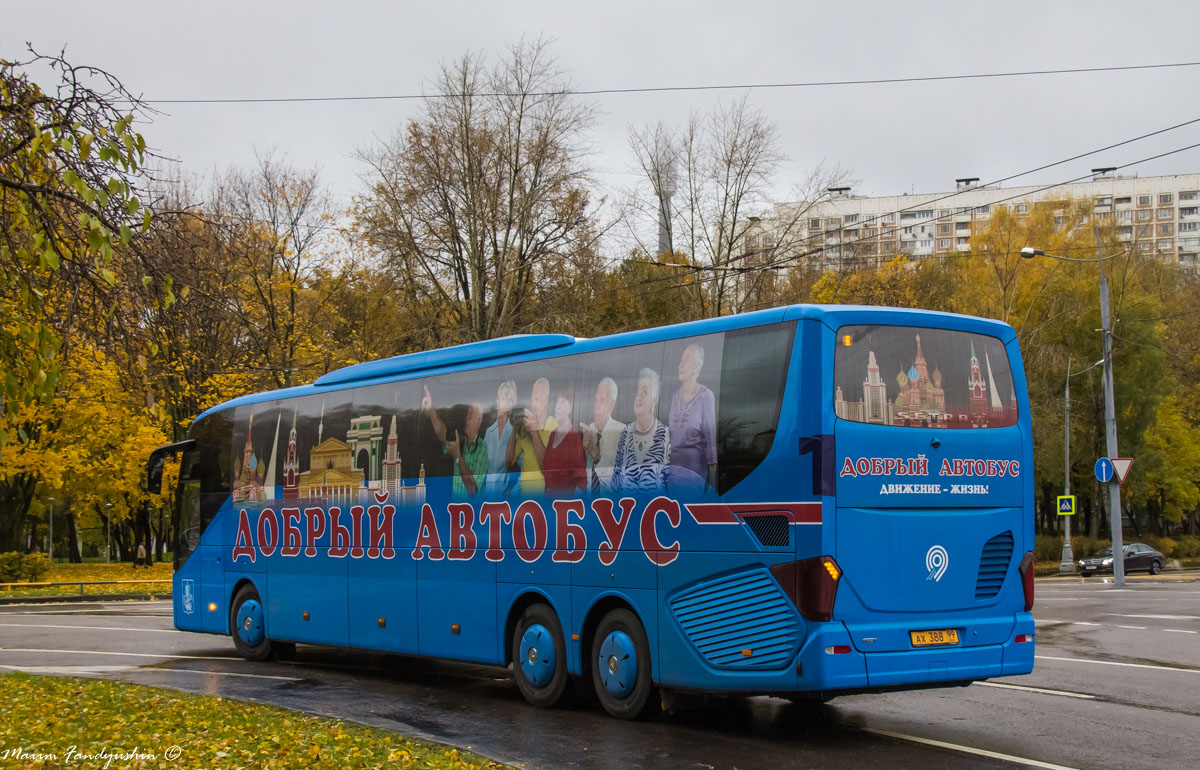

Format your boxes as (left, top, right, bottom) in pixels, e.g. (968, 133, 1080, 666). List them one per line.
(0, 593, 172, 605)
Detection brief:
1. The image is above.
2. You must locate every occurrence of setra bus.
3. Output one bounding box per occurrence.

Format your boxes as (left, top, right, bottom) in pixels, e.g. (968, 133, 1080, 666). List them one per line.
(148, 304, 1035, 718)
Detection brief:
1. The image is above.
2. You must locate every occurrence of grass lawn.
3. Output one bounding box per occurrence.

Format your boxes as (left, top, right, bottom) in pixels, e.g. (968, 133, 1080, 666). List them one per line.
(0, 672, 499, 768)
(0, 562, 174, 599)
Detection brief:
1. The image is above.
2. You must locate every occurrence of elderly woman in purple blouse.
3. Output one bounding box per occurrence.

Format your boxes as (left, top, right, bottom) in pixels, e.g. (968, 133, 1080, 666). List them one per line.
(669, 343, 717, 490)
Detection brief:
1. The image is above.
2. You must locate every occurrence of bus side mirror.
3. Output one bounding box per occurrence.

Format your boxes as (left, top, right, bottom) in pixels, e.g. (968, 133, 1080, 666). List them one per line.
(798, 435, 835, 497)
(146, 440, 196, 494)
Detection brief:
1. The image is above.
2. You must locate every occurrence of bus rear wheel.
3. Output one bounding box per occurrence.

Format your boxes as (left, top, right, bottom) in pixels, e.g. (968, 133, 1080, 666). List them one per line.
(512, 604, 569, 708)
(230, 585, 275, 661)
(591, 608, 656, 720)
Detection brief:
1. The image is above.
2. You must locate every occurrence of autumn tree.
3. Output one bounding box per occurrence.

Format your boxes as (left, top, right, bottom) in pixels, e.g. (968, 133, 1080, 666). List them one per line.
(3, 347, 167, 557)
(625, 96, 849, 317)
(808, 255, 953, 309)
(1, 49, 150, 549)
(355, 37, 598, 345)
(948, 202, 1174, 537)
(215, 154, 342, 390)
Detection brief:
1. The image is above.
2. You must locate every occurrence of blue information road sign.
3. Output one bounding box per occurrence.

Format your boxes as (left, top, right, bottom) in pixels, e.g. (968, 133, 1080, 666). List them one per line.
(1056, 495, 1076, 515)
(1094, 457, 1114, 483)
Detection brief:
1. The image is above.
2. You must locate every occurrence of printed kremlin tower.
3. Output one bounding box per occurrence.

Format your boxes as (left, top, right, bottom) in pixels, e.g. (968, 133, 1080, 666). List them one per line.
(834, 334, 1017, 428)
(235, 405, 425, 505)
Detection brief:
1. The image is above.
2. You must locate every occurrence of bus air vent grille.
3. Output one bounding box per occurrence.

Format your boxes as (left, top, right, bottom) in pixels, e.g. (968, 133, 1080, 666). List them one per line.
(975, 530, 1015, 600)
(743, 514, 790, 547)
(669, 569, 800, 669)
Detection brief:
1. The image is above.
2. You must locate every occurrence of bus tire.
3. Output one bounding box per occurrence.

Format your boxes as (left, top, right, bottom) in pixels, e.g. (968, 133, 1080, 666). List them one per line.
(229, 585, 274, 661)
(512, 604, 569, 708)
(592, 608, 657, 720)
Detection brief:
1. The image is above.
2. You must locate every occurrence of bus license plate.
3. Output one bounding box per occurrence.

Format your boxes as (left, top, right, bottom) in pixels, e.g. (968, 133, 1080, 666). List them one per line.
(910, 629, 959, 647)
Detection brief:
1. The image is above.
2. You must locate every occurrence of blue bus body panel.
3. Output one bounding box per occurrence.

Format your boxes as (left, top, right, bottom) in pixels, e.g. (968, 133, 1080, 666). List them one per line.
(350, 556, 418, 653)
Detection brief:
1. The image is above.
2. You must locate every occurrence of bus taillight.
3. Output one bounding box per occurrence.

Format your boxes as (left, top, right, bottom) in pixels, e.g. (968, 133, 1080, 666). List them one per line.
(1017, 551, 1035, 611)
(770, 556, 842, 622)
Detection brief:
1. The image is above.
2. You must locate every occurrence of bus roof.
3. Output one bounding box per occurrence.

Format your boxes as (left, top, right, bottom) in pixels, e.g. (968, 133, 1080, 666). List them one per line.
(193, 304, 1015, 422)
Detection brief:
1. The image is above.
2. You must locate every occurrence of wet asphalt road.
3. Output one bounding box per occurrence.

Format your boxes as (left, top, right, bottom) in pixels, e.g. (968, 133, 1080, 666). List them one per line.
(1, 575, 1198, 769)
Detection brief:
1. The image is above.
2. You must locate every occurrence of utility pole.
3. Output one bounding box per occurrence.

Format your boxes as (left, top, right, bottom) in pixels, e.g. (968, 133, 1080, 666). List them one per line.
(47, 497, 55, 563)
(1097, 233, 1125, 586)
(105, 502, 113, 564)
(1059, 363, 1075, 574)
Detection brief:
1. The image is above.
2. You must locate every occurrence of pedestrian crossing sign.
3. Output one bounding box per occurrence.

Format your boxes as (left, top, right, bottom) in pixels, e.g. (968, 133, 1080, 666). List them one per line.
(1056, 495, 1076, 516)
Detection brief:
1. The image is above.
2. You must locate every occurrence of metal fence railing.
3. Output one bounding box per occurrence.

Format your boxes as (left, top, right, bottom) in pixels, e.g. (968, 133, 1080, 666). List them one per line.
(0, 579, 172, 596)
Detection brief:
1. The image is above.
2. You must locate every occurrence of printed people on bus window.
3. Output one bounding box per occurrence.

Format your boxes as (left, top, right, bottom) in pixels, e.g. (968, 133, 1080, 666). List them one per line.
(422, 385, 487, 498)
(506, 377, 558, 496)
(612, 368, 671, 492)
(542, 386, 588, 495)
(484, 380, 518, 497)
(669, 343, 717, 491)
(581, 377, 624, 492)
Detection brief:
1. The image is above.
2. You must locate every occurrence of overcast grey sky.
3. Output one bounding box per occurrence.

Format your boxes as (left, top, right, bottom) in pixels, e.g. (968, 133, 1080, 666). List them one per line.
(8, 0, 1200, 210)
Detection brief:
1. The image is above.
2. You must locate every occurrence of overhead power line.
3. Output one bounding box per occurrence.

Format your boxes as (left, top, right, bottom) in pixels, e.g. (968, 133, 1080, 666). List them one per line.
(142, 62, 1200, 105)
(607, 135, 1200, 305)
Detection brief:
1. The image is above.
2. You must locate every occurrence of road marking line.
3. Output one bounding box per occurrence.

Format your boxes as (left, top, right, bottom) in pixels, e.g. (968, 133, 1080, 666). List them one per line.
(133, 668, 300, 681)
(1115, 625, 1147, 630)
(1106, 614, 1200, 620)
(1072, 622, 1101, 626)
(0, 664, 134, 675)
(973, 681, 1095, 700)
(1037, 655, 1200, 674)
(0, 622, 180, 634)
(1163, 629, 1198, 634)
(0, 663, 299, 681)
(862, 728, 1080, 770)
(0, 647, 239, 661)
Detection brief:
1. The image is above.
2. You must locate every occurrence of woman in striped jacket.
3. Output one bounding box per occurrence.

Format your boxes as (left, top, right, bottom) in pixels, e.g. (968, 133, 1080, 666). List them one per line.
(612, 368, 671, 492)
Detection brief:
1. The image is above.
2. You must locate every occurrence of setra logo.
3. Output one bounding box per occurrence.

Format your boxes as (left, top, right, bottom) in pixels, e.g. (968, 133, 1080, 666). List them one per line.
(925, 545, 949, 582)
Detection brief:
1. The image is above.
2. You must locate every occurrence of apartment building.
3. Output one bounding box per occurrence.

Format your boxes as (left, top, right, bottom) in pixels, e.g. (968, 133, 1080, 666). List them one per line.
(748, 172, 1200, 276)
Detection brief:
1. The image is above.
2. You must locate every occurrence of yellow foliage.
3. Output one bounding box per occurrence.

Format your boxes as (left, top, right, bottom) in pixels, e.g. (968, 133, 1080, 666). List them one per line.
(0, 346, 169, 527)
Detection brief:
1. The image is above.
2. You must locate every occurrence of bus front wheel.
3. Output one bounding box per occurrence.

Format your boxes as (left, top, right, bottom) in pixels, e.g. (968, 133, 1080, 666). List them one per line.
(592, 608, 657, 720)
(229, 585, 274, 661)
(512, 604, 569, 708)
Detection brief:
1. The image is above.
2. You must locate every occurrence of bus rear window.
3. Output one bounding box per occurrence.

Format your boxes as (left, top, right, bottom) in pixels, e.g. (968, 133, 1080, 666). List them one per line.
(834, 325, 1017, 429)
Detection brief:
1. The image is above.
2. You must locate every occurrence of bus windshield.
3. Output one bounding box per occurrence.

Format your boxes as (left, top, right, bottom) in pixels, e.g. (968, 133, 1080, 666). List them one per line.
(834, 324, 1018, 429)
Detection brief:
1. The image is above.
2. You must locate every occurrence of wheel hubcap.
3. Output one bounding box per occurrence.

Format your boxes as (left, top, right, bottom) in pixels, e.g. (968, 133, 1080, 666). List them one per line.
(519, 623, 555, 688)
(598, 630, 637, 698)
(235, 598, 265, 647)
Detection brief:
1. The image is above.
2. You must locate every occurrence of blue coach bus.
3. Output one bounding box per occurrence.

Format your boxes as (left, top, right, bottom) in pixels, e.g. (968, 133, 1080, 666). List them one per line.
(148, 304, 1035, 718)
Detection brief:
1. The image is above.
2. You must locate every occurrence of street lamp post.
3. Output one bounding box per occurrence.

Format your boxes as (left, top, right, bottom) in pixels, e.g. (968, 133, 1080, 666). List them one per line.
(105, 502, 113, 564)
(1021, 243, 1127, 586)
(46, 497, 54, 563)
